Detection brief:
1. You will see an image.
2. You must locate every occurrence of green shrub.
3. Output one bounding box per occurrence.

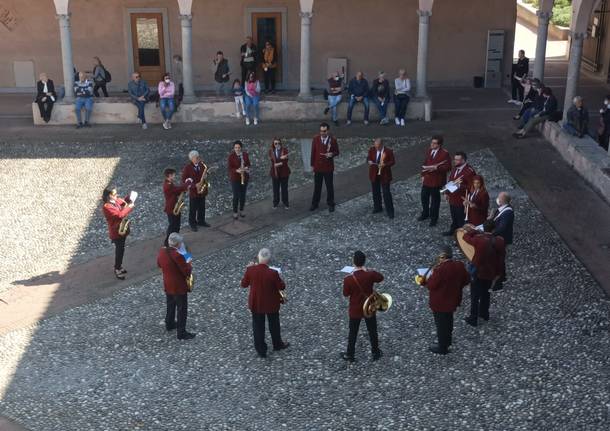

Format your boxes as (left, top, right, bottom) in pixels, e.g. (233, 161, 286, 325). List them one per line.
(521, 0, 572, 27)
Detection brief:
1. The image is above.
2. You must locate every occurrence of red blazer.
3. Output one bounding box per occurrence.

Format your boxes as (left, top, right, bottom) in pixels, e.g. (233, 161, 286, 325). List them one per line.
(181, 161, 206, 198)
(342, 269, 384, 319)
(102, 197, 133, 240)
(465, 188, 489, 226)
(269, 147, 290, 178)
(241, 263, 286, 314)
(445, 164, 476, 206)
(464, 231, 506, 281)
(228, 151, 251, 183)
(163, 180, 189, 215)
(421, 148, 451, 188)
(425, 260, 470, 313)
(157, 247, 193, 295)
(310, 135, 339, 173)
(367, 146, 395, 184)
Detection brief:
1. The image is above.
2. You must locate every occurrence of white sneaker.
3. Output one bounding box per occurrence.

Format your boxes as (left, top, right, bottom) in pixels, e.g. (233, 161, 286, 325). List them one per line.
(242, 111, 247, 116)
(364, 120, 369, 125)
(515, 101, 523, 106)
(395, 118, 400, 125)
(142, 123, 148, 130)
(254, 118, 259, 125)
(162, 120, 168, 130)
(346, 120, 352, 125)
(245, 118, 251, 126)
(400, 119, 405, 126)
(236, 112, 242, 118)
(168, 120, 172, 129)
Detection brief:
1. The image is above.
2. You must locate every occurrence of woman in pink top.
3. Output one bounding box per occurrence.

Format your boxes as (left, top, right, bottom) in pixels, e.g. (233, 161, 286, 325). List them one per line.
(158, 73, 176, 130)
(243, 71, 261, 126)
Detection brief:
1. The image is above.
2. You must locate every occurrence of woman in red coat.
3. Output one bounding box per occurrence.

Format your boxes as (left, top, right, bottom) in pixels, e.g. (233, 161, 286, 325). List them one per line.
(102, 187, 134, 280)
(269, 138, 290, 209)
(464, 175, 489, 227)
(228, 140, 251, 219)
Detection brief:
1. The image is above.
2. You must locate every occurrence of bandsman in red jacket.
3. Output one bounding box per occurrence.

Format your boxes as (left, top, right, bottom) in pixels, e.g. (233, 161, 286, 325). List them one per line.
(310, 122, 339, 212)
(419, 135, 451, 227)
(463, 175, 489, 227)
(181, 150, 210, 232)
(342, 251, 384, 362)
(241, 248, 289, 358)
(367, 138, 395, 219)
(443, 151, 476, 236)
(269, 138, 290, 209)
(420, 245, 470, 354)
(102, 187, 134, 280)
(228, 140, 251, 220)
(157, 233, 195, 340)
(163, 167, 191, 246)
(462, 220, 506, 326)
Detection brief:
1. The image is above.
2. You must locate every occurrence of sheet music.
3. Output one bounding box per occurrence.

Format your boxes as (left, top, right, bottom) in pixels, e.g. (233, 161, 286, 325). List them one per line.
(269, 266, 282, 274)
(340, 266, 354, 273)
(444, 182, 458, 193)
(129, 191, 138, 203)
(475, 224, 484, 231)
(417, 268, 429, 276)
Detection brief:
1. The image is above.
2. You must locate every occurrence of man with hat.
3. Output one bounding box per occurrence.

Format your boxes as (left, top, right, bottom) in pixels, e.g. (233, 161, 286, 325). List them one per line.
(370, 71, 391, 125)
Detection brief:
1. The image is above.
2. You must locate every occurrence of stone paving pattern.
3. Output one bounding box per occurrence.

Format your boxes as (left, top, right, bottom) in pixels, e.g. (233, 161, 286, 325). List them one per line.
(0, 150, 608, 431)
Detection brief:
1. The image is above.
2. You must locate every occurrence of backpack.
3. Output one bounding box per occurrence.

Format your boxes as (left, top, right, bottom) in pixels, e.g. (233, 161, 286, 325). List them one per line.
(103, 67, 112, 83)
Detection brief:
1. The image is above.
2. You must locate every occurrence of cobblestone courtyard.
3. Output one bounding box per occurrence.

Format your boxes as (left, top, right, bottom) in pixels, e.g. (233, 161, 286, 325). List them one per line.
(0, 148, 608, 431)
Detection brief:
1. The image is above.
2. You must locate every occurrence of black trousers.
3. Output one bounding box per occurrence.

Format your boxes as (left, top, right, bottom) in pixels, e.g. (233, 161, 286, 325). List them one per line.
(188, 195, 206, 226)
(372, 179, 394, 217)
(252, 312, 282, 356)
(37, 100, 54, 121)
(433, 312, 454, 350)
(165, 213, 181, 247)
(470, 278, 492, 322)
(599, 132, 610, 151)
(264, 68, 276, 91)
(93, 82, 108, 97)
(272, 177, 289, 206)
(347, 315, 380, 357)
(166, 293, 188, 337)
(420, 185, 441, 222)
(231, 180, 248, 213)
(449, 204, 466, 233)
(311, 172, 335, 208)
(511, 76, 524, 101)
(111, 237, 126, 270)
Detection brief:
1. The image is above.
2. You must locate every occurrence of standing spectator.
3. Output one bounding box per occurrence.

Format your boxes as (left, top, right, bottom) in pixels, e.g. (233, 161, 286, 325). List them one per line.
(269, 138, 290, 209)
(35, 73, 56, 123)
(370, 72, 391, 125)
(172, 55, 184, 109)
(92, 56, 109, 97)
(394, 69, 411, 126)
(346, 71, 370, 125)
(598, 95, 610, 151)
(262, 41, 277, 94)
(240, 36, 258, 84)
(513, 87, 557, 139)
(74, 71, 94, 128)
(324, 71, 343, 126)
(128, 72, 150, 130)
(244, 71, 261, 126)
(508, 50, 529, 104)
(213, 51, 230, 96)
(158, 73, 176, 130)
(232, 79, 246, 119)
(563, 96, 590, 138)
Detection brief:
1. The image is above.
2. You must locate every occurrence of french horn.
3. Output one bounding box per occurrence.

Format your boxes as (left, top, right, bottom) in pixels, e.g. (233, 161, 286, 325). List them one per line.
(363, 292, 392, 318)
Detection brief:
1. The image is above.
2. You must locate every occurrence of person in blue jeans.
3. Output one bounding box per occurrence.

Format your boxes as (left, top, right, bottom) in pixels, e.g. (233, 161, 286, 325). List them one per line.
(74, 71, 94, 129)
(563, 96, 590, 138)
(128, 72, 150, 129)
(324, 71, 343, 126)
(243, 71, 261, 126)
(158, 73, 176, 130)
(346, 71, 369, 125)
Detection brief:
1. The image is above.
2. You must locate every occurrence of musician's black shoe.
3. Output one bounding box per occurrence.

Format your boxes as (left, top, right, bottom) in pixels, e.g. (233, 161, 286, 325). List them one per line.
(480, 314, 489, 321)
(190, 224, 198, 232)
(118, 267, 127, 274)
(372, 350, 383, 361)
(273, 342, 290, 351)
(341, 352, 355, 363)
(328, 205, 335, 213)
(442, 230, 454, 236)
(309, 205, 318, 211)
(165, 322, 177, 331)
(114, 269, 125, 280)
(177, 331, 196, 340)
(257, 352, 267, 358)
(372, 208, 383, 214)
(417, 214, 429, 221)
(429, 344, 449, 355)
(429, 219, 437, 227)
(198, 221, 210, 227)
(464, 316, 478, 327)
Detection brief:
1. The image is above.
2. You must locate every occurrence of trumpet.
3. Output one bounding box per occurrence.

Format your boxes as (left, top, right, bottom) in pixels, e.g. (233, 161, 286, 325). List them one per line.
(173, 191, 186, 216)
(377, 152, 385, 176)
(118, 218, 130, 236)
(196, 163, 210, 196)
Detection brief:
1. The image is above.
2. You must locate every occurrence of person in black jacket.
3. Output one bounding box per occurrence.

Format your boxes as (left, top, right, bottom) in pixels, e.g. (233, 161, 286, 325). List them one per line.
(370, 72, 391, 125)
(240, 37, 257, 84)
(509, 50, 529, 104)
(597, 95, 610, 151)
(563, 96, 590, 138)
(513, 87, 557, 139)
(490, 192, 514, 246)
(35, 73, 56, 123)
(513, 78, 540, 120)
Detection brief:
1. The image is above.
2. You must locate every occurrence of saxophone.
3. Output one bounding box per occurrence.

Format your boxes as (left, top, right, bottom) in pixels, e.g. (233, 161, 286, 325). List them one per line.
(173, 191, 186, 215)
(196, 163, 210, 196)
(118, 218, 130, 236)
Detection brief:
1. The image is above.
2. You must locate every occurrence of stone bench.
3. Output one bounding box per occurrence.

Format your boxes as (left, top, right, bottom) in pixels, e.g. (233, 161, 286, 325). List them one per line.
(32, 96, 432, 125)
(538, 120, 610, 203)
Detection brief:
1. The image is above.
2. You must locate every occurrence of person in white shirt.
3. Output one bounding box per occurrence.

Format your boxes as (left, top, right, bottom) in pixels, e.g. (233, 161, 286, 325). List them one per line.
(394, 69, 411, 127)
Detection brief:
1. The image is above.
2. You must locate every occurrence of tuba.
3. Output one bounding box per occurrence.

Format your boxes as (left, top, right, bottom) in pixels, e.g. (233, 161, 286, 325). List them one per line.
(118, 218, 130, 236)
(173, 191, 186, 216)
(196, 163, 210, 196)
(363, 292, 392, 318)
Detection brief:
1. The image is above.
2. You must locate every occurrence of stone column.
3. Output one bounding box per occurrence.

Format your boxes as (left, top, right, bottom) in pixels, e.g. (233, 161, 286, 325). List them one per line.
(416, 10, 431, 98)
(533, 11, 552, 81)
(57, 14, 75, 101)
(563, 32, 585, 121)
(298, 11, 313, 100)
(180, 14, 196, 102)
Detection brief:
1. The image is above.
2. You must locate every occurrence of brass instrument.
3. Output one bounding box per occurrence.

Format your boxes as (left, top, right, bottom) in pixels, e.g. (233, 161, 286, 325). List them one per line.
(186, 273, 194, 292)
(414, 254, 447, 286)
(279, 290, 287, 304)
(118, 218, 130, 236)
(377, 151, 385, 176)
(363, 292, 393, 318)
(172, 191, 186, 216)
(240, 156, 245, 185)
(196, 163, 210, 196)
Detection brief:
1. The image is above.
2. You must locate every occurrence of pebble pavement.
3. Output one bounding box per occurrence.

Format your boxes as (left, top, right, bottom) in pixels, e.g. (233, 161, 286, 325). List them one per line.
(0, 150, 608, 431)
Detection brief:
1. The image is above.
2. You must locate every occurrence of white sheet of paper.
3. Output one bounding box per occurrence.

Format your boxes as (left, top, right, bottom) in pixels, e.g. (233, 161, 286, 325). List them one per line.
(129, 191, 138, 203)
(445, 181, 458, 193)
(475, 224, 484, 231)
(417, 268, 429, 276)
(269, 266, 282, 274)
(340, 266, 354, 273)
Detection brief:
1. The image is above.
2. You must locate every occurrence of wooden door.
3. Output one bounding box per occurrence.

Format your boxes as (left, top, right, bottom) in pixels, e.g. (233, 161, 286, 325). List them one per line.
(252, 12, 282, 84)
(130, 13, 165, 85)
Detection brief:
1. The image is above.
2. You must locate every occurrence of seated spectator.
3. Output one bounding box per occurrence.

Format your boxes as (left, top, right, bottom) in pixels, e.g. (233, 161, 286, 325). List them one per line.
(346, 71, 369, 125)
(35, 73, 56, 123)
(517, 84, 545, 128)
(74, 71, 94, 129)
(563, 96, 590, 138)
(597, 95, 610, 151)
(324, 71, 343, 126)
(370, 71, 391, 125)
(158, 73, 176, 130)
(513, 78, 540, 121)
(92, 56, 109, 97)
(232, 79, 246, 119)
(394, 69, 411, 126)
(513, 87, 557, 139)
(244, 71, 261, 126)
(128, 72, 150, 130)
